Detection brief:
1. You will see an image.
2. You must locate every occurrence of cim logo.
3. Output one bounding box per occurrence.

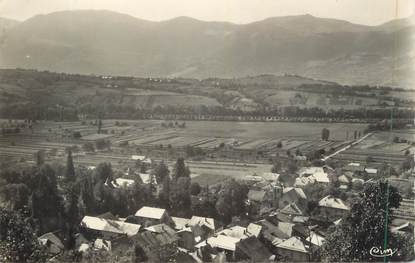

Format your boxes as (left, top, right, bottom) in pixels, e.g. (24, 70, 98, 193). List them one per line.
(369, 247, 397, 258)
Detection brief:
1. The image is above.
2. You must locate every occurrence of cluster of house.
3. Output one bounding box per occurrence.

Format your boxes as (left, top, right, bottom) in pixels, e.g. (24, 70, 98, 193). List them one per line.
(37, 160, 413, 262)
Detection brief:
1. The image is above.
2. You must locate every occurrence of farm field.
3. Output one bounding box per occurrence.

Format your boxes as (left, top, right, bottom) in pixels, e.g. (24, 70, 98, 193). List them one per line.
(332, 129, 415, 166)
(169, 121, 368, 140)
(0, 120, 370, 163)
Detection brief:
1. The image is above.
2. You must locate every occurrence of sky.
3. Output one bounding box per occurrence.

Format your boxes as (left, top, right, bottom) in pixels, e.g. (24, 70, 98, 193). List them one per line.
(0, 0, 414, 25)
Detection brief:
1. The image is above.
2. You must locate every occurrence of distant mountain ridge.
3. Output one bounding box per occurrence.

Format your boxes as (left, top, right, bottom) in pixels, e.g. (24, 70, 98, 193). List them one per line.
(0, 10, 413, 87)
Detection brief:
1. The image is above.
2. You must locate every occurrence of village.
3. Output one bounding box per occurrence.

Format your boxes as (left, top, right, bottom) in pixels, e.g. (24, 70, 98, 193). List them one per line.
(0, 117, 414, 262)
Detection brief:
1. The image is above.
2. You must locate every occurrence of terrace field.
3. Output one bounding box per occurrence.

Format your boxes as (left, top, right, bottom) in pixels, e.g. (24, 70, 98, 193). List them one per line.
(172, 121, 368, 140)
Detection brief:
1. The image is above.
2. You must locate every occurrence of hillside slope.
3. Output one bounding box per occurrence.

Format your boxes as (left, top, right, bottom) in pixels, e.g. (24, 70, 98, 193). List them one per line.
(0, 10, 413, 87)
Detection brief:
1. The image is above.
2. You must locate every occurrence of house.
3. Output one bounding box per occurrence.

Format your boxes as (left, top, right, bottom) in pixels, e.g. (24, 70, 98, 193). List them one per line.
(235, 236, 272, 262)
(93, 238, 112, 251)
(135, 226, 179, 262)
(262, 172, 281, 182)
(138, 173, 157, 185)
(312, 172, 330, 185)
(206, 235, 240, 261)
(279, 187, 307, 208)
(257, 220, 290, 253)
(280, 202, 306, 217)
(298, 167, 324, 177)
(247, 189, 267, 203)
(338, 175, 350, 185)
(134, 206, 172, 227)
(172, 216, 190, 231)
(247, 223, 262, 238)
(275, 236, 310, 262)
(318, 196, 350, 221)
(80, 216, 141, 239)
(365, 168, 378, 176)
(343, 162, 365, 174)
(294, 176, 316, 187)
(247, 188, 280, 214)
(306, 231, 325, 248)
(177, 227, 198, 251)
(113, 178, 135, 189)
(131, 155, 152, 165)
(188, 216, 221, 238)
(217, 225, 255, 241)
(391, 222, 414, 234)
(38, 232, 64, 255)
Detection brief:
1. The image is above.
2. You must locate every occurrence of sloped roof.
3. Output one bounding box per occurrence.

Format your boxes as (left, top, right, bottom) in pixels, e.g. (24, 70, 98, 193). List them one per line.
(135, 228, 179, 248)
(258, 220, 290, 242)
(283, 187, 307, 199)
(280, 202, 304, 216)
(236, 236, 272, 262)
(172, 216, 190, 230)
(94, 238, 111, 251)
(188, 216, 216, 231)
(247, 189, 266, 202)
(112, 178, 135, 188)
(38, 232, 64, 250)
(338, 175, 350, 183)
(298, 167, 324, 176)
(81, 216, 141, 236)
(138, 173, 157, 185)
(306, 232, 325, 247)
(391, 222, 413, 233)
(262, 172, 280, 181)
(244, 175, 264, 182)
(365, 168, 378, 174)
(131, 155, 146, 161)
(135, 206, 166, 219)
(247, 223, 262, 237)
(145, 224, 177, 237)
(218, 226, 250, 240)
(207, 235, 239, 251)
(312, 172, 330, 183)
(276, 236, 309, 254)
(278, 222, 294, 237)
(318, 196, 349, 210)
(294, 176, 315, 187)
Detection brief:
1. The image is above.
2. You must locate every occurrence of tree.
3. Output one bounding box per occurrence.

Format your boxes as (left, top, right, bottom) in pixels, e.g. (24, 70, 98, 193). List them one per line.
(95, 139, 110, 151)
(321, 181, 413, 262)
(169, 177, 191, 217)
(3, 183, 30, 211)
(72, 131, 82, 139)
(153, 161, 169, 184)
(271, 161, 282, 173)
(321, 128, 330, 141)
(34, 150, 45, 167)
(65, 150, 75, 181)
(0, 209, 46, 262)
(190, 182, 202, 196)
(215, 179, 248, 224)
(30, 164, 63, 232)
(97, 119, 102, 134)
(82, 142, 95, 153)
(172, 158, 190, 180)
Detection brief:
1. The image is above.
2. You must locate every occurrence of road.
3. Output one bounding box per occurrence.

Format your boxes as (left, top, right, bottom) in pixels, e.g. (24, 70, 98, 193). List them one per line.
(321, 132, 374, 162)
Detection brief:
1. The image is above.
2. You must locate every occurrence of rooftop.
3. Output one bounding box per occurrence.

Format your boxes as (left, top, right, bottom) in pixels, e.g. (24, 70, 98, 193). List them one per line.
(135, 206, 166, 219)
(207, 235, 240, 251)
(188, 216, 216, 231)
(318, 196, 349, 210)
(276, 236, 309, 254)
(81, 216, 141, 236)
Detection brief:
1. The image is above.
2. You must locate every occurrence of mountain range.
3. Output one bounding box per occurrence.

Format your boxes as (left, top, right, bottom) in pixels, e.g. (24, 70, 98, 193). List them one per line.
(0, 10, 413, 87)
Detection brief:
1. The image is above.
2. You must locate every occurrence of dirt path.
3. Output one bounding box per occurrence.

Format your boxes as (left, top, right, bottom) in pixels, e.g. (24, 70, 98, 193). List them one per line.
(321, 132, 374, 162)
